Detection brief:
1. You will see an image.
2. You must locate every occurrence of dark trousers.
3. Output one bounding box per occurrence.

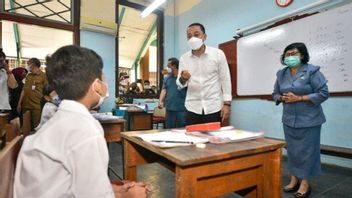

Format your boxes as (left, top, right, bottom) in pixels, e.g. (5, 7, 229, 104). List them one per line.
(186, 110, 221, 125)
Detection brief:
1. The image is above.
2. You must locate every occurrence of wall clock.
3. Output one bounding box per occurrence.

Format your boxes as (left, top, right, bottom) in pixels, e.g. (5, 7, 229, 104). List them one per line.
(276, 0, 293, 7)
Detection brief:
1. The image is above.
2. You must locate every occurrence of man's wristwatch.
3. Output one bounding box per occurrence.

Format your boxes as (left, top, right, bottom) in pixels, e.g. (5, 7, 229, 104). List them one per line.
(223, 102, 231, 106)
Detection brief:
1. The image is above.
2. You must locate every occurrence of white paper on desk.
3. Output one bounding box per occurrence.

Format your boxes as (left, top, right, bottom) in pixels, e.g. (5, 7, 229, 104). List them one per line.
(133, 131, 209, 148)
(189, 129, 264, 144)
(91, 113, 122, 121)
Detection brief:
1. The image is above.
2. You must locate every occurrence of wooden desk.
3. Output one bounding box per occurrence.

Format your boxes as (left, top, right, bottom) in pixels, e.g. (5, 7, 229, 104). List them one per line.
(0, 113, 9, 149)
(122, 130, 285, 198)
(100, 119, 125, 142)
(124, 110, 153, 131)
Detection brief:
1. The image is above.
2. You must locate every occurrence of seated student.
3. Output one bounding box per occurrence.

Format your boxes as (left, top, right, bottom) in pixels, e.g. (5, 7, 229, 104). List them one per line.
(34, 84, 60, 131)
(14, 45, 150, 198)
(143, 80, 155, 94)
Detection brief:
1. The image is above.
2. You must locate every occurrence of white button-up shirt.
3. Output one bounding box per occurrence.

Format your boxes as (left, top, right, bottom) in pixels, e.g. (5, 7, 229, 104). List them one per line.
(14, 100, 114, 198)
(176, 46, 232, 114)
(0, 69, 11, 110)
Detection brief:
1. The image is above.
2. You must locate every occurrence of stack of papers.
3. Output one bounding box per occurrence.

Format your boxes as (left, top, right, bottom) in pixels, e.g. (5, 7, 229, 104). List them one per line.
(133, 131, 209, 148)
(189, 129, 264, 144)
(92, 113, 122, 121)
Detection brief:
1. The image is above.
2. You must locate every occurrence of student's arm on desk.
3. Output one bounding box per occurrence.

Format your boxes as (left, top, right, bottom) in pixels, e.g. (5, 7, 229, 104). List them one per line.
(112, 180, 152, 198)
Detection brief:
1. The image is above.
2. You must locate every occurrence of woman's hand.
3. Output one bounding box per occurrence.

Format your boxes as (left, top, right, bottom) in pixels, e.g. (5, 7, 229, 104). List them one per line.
(282, 92, 302, 103)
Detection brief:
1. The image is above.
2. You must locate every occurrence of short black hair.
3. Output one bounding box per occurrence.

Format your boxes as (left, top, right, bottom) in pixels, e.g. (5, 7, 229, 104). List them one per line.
(188, 23, 206, 34)
(281, 42, 310, 64)
(43, 84, 54, 96)
(0, 48, 6, 59)
(168, 57, 179, 69)
(46, 45, 103, 100)
(28, 58, 41, 68)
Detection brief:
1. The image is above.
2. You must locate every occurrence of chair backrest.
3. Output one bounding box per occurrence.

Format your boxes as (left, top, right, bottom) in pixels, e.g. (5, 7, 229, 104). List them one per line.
(22, 111, 31, 137)
(6, 118, 20, 142)
(153, 107, 166, 118)
(0, 113, 9, 149)
(0, 135, 23, 198)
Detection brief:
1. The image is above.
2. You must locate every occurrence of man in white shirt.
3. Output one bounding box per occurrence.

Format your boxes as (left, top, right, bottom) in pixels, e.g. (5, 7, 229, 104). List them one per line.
(176, 23, 232, 125)
(0, 48, 17, 112)
(14, 45, 149, 198)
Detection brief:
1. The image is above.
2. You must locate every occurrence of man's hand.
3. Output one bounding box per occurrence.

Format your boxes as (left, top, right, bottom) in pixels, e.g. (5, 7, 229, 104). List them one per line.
(3, 61, 10, 73)
(180, 70, 191, 84)
(158, 102, 164, 109)
(16, 104, 22, 113)
(221, 104, 231, 123)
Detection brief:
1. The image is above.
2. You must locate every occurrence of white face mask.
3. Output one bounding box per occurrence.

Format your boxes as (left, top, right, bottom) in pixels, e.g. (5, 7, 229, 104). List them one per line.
(92, 81, 109, 109)
(166, 67, 172, 73)
(188, 37, 203, 50)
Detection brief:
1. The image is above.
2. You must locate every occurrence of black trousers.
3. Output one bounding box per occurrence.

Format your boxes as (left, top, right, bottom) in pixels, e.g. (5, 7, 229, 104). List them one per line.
(186, 110, 221, 125)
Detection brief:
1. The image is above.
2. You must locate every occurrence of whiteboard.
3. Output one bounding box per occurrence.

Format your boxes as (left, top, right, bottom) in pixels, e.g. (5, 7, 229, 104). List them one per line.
(237, 3, 352, 96)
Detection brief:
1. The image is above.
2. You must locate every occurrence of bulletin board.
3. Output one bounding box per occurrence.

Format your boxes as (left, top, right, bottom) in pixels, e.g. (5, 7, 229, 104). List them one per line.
(236, 3, 352, 96)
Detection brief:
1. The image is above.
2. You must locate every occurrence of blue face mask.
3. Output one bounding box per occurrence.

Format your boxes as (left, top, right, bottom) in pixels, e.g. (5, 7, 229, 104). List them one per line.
(284, 56, 301, 68)
(52, 95, 61, 106)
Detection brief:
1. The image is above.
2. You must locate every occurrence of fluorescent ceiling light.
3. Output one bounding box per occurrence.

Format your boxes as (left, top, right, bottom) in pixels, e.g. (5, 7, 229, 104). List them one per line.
(140, 0, 166, 18)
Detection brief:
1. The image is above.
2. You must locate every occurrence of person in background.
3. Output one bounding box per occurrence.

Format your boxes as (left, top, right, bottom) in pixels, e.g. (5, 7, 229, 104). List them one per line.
(14, 45, 150, 198)
(176, 23, 232, 125)
(9, 67, 28, 120)
(136, 79, 144, 93)
(17, 58, 48, 130)
(159, 57, 187, 128)
(0, 48, 17, 112)
(35, 84, 60, 130)
(143, 80, 155, 94)
(273, 42, 329, 198)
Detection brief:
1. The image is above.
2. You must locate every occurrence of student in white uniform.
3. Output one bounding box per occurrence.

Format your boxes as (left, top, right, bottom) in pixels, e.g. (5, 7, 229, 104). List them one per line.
(34, 84, 60, 131)
(14, 45, 150, 198)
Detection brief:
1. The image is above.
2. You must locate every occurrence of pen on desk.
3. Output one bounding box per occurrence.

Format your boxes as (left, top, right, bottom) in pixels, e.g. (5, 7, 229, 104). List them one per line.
(151, 140, 194, 144)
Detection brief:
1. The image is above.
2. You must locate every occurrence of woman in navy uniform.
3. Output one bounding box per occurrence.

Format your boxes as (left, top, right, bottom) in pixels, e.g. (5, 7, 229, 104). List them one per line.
(273, 42, 329, 198)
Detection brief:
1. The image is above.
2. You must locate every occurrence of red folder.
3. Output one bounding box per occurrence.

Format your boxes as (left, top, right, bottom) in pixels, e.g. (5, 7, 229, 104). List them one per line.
(186, 122, 221, 132)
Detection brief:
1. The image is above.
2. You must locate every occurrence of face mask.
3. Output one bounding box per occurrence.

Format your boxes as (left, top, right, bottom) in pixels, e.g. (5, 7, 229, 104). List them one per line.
(188, 37, 203, 50)
(144, 85, 151, 89)
(52, 95, 61, 106)
(284, 56, 301, 68)
(26, 66, 31, 73)
(166, 67, 172, 73)
(92, 81, 109, 109)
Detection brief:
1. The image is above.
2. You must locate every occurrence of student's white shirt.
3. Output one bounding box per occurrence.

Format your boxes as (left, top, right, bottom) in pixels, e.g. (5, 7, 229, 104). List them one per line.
(0, 69, 11, 110)
(14, 100, 114, 198)
(176, 46, 232, 115)
(35, 102, 58, 131)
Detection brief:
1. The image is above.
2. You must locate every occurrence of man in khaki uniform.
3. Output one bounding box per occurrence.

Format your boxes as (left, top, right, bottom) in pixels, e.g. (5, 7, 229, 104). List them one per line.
(17, 58, 47, 131)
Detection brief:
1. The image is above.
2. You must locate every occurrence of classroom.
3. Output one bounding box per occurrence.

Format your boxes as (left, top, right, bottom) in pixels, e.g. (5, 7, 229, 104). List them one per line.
(1, 0, 351, 197)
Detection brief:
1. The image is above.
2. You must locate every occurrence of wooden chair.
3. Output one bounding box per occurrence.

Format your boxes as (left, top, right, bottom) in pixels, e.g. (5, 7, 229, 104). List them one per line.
(0, 135, 23, 198)
(0, 113, 9, 149)
(22, 111, 31, 137)
(153, 107, 166, 129)
(6, 118, 21, 142)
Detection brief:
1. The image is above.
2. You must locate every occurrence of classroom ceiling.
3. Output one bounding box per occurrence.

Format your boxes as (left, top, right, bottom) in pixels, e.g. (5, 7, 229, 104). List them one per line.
(2, 0, 202, 63)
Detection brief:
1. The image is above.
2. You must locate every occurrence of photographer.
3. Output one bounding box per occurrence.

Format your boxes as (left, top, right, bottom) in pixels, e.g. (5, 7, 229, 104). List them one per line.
(0, 48, 17, 112)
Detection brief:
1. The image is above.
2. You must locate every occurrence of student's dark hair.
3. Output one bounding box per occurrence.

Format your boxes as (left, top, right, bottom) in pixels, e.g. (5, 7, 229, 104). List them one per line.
(144, 80, 150, 84)
(281, 42, 310, 64)
(46, 45, 103, 100)
(28, 58, 41, 68)
(168, 57, 179, 69)
(0, 48, 6, 59)
(188, 23, 206, 34)
(41, 84, 55, 109)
